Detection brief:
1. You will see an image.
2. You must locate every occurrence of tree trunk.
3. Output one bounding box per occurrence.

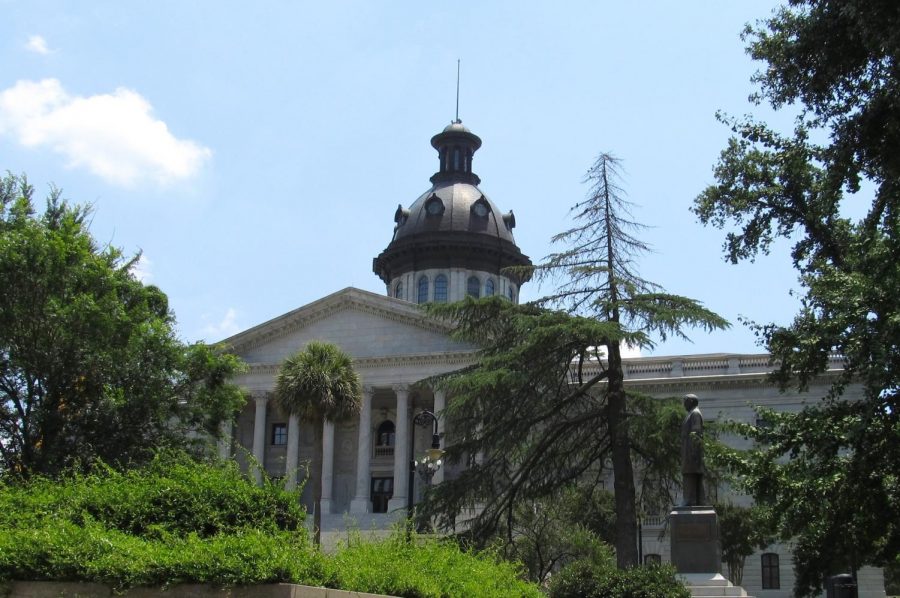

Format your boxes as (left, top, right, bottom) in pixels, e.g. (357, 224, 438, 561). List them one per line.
(607, 342, 639, 568)
(312, 417, 324, 545)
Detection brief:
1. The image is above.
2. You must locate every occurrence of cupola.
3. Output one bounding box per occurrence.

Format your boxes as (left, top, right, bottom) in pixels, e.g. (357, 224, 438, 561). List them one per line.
(372, 120, 532, 305)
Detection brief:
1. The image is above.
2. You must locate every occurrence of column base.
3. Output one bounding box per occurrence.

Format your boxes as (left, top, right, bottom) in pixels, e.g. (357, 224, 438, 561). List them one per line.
(387, 496, 408, 512)
(319, 498, 333, 515)
(349, 498, 370, 514)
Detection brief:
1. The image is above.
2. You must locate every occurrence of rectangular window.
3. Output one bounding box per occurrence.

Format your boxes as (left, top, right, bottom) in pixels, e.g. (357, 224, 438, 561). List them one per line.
(761, 553, 780, 589)
(371, 476, 393, 514)
(271, 423, 287, 446)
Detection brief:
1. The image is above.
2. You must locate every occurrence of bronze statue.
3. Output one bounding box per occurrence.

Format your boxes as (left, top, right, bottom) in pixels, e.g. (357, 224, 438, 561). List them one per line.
(681, 394, 705, 506)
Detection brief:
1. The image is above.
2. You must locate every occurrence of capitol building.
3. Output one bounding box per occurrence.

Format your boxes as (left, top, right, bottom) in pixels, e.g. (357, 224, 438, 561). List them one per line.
(219, 121, 886, 598)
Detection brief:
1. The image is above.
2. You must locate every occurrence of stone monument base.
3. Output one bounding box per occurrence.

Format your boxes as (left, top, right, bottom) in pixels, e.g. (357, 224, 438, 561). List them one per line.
(669, 506, 720, 574)
(680, 573, 755, 598)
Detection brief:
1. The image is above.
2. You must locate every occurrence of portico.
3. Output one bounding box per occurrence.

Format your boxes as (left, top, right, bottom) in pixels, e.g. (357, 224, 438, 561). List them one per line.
(222, 287, 475, 516)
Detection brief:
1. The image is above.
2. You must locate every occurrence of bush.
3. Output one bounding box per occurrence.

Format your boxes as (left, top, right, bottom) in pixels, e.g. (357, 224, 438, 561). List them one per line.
(0, 454, 544, 597)
(549, 560, 690, 598)
(0, 452, 322, 590)
(0, 451, 305, 537)
(328, 531, 542, 598)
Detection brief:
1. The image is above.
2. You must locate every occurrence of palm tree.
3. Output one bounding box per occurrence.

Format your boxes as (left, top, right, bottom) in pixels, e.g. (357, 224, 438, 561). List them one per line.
(275, 341, 361, 545)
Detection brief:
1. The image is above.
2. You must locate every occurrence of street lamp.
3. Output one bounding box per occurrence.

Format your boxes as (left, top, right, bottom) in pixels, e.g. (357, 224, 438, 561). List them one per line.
(407, 409, 444, 523)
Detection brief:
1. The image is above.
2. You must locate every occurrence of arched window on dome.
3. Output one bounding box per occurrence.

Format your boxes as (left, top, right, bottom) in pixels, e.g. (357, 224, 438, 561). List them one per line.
(434, 275, 448, 303)
(394, 281, 403, 299)
(417, 275, 429, 304)
(467, 276, 481, 298)
(484, 279, 495, 297)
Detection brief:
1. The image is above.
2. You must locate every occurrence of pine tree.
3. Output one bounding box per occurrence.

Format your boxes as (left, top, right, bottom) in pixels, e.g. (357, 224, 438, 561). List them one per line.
(423, 154, 726, 568)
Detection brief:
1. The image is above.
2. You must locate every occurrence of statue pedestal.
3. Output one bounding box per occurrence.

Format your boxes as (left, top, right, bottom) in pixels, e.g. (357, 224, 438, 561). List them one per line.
(669, 506, 720, 574)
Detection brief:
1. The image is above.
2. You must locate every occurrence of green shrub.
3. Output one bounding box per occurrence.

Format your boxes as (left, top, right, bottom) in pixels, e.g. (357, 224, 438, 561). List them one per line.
(0, 454, 543, 597)
(549, 560, 690, 598)
(0, 451, 305, 537)
(0, 452, 319, 589)
(328, 532, 542, 598)
(0, 518, 328, 590)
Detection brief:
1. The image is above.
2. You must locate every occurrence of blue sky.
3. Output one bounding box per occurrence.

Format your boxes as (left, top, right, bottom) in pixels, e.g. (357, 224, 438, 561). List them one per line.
(1, 1, 798, 356)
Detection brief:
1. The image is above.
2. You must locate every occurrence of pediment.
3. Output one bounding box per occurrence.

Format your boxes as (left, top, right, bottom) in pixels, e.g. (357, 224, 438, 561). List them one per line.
(220, 287, 472, 365)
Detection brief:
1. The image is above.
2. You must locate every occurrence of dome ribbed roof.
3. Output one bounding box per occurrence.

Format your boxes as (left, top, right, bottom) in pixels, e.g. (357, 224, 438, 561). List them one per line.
(372, 121, 531, 285)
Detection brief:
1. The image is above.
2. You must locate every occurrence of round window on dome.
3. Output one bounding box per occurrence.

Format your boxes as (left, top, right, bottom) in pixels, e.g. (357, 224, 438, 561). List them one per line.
(471, 199, 489, 218)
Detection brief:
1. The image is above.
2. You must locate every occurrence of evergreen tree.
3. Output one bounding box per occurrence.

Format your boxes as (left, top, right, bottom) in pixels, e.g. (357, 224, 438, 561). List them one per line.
(423, 154, 726, 568)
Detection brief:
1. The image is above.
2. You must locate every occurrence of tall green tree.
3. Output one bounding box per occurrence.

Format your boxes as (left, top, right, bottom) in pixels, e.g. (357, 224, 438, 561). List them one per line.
(693, 1, 900, 594)
(423, 154, 726, 568)
(274, 341, 361, 545)
(533, 154, 727, 567)
(0, 173, 246, 478)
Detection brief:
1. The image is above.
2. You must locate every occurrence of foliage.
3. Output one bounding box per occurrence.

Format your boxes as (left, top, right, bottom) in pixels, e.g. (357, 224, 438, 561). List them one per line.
(421, 157, 725, 568)
(531, 153, 727, 567)
(420, 298, 698, 565)
(0, 459, 543, 596)
(0, 451, 306, 536)
(275, 341, 361, 544)
(501, 486, 616, 584)
(548, 559, 690, 598)
(0, 452, 324, 590)
(330, 531, 542, 598)
(0, 173, 246, 478)
(715, 502, 773, 586)
(693, 1, 900, 594)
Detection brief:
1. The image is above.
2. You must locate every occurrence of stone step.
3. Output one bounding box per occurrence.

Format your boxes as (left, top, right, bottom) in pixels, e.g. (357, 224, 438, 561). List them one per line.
(686, 588, 750, 598)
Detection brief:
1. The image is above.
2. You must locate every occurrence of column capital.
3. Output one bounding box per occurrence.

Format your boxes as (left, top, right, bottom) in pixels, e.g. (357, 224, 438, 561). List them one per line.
(363, 385, 376, 396)
(255, 393, 270, 406)
(392, 383, 409, 394)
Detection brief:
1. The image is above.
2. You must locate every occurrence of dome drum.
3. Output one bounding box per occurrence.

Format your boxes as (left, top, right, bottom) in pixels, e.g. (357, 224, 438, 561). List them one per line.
(373, 231, 532, 286)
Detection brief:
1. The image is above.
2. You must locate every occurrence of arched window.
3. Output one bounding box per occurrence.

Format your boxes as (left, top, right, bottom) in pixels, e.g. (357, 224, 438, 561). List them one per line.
(485, 279, 495, 297)
(394, 281, 403, 299)
(434, 274, 448, 303)
(467, 276, 481, 298)
(417, 275, 429, 304)
(761, 553, 780, 589)
(507, 285, 515, 302)
(376, 421, 395, 447)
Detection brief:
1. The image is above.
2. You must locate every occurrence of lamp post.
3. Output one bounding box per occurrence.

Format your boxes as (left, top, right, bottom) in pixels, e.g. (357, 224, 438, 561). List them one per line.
(407, 409, 444, 524)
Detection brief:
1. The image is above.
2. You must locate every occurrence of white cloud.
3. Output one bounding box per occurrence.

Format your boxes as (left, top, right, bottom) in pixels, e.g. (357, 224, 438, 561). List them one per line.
(130, 254, 153, 283)
(0, 78, 211, 187)
(25, 35, 51, 55)
(201, 308, 241, 341)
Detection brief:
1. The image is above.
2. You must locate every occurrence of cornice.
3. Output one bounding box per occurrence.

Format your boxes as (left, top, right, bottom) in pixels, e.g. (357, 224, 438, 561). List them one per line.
(223, 288, 455, 353)
(241, 350, 477, 377)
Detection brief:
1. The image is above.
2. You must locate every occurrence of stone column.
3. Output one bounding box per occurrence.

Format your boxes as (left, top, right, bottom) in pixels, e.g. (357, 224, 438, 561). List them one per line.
(387, 384, 409, 511)
(350, 386, 374, 514)
(320, 420, 335, 514)
(475, 421, 485, 466)
(432, 389, 446, 485)
(217, 419, 232, 460)
(252, 394, 269, 484)
(285, 413, 300, 490)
